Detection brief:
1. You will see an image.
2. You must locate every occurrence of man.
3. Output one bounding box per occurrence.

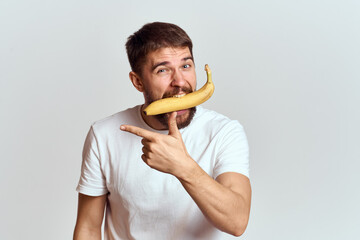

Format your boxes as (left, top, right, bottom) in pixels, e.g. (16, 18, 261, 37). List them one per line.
(73, 22, 251, 240)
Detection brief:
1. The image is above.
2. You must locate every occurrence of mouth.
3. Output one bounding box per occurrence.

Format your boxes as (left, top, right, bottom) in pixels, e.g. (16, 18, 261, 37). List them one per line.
(162, 87, 193, 99)
(171, 93, 186, 98)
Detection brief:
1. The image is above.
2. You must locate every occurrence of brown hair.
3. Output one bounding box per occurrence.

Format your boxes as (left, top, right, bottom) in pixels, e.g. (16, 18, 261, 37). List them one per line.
(125, 22, 193, 75)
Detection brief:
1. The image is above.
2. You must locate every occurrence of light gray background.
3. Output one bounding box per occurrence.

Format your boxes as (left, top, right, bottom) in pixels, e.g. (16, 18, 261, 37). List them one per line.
(1, 0, 359, 239)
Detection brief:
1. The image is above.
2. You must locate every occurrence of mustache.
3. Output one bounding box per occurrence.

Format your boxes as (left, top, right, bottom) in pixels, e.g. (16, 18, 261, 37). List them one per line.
(162, 87, 193, 99)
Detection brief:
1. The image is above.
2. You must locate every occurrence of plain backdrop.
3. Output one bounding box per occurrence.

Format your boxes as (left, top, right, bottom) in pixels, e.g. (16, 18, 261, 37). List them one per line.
(1, 0, 359, 239)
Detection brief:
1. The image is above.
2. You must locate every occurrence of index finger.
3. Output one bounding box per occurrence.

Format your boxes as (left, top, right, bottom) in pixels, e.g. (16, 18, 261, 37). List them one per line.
(120, 124, 156, 140)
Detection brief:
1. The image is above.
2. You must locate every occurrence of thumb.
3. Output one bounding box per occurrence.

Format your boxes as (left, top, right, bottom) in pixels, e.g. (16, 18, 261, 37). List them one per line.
(168, 112, 180, 137)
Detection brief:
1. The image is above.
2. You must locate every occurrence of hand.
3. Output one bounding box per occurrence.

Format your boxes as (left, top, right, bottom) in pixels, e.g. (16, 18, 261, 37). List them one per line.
(120, 112, 194, 177)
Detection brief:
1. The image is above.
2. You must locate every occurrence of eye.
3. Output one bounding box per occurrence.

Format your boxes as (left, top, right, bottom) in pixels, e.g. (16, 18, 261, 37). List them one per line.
(157, 68, 166, 73)
(183, 64, 191, 69)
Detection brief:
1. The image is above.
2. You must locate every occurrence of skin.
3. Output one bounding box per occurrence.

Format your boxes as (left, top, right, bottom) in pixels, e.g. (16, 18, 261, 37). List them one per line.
(73, 194, 106, 240)
(129, 47, 197, 130)
(73, 47, 252, 239)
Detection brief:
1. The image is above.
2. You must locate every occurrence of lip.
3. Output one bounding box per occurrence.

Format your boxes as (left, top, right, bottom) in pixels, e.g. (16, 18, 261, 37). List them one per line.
(176, 109, 188, 115)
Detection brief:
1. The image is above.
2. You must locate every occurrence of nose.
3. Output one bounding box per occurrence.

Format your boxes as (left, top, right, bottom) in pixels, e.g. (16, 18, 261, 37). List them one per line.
(170, 69, 186, 88)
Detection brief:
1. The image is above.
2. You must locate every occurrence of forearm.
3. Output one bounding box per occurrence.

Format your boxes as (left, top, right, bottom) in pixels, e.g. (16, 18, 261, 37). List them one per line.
(73, 226, 102, 240)
(177, 161, 250, 236)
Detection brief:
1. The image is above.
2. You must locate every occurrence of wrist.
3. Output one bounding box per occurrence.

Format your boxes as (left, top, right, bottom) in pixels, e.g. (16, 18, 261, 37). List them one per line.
(175, 157, 204, 184)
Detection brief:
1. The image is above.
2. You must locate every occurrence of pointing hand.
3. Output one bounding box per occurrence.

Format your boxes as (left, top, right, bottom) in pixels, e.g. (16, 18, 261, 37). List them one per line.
(120, 112, 194, 177)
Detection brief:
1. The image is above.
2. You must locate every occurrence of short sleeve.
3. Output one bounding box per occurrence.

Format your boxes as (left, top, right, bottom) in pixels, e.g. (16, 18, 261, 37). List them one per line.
(213, 121, 250, 179)
(76, 126, 108, 196)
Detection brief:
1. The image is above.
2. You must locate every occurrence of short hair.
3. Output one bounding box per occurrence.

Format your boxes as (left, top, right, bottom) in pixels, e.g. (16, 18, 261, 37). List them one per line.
(125, 22, 193, 75)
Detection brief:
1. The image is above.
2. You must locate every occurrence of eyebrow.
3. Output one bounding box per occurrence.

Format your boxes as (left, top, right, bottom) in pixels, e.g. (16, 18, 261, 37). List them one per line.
(151, 56, 194, 72)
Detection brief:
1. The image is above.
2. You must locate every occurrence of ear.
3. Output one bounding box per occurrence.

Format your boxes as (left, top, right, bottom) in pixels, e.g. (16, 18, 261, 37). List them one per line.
(129, 71, 144, 92)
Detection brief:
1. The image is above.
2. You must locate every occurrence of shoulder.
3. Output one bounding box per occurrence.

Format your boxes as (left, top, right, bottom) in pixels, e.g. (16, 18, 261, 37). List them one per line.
(182, 107, 246, 144)
(90, 105, 141, 135)
(190, 106, 244, 133)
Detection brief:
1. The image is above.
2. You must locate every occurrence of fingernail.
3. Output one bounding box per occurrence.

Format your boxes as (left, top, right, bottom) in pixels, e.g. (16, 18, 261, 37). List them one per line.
(120, 125, 125, 130)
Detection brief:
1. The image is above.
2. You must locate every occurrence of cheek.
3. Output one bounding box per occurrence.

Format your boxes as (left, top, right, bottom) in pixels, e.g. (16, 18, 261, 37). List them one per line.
(184, 69, 196, 84)
(147, 83, 170, 99)
(187, 74, 197, 90)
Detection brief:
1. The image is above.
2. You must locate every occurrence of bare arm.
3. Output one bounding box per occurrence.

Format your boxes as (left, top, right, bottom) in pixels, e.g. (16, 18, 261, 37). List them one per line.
(179, 168, 251, 236)
(73, 193, 107, 240)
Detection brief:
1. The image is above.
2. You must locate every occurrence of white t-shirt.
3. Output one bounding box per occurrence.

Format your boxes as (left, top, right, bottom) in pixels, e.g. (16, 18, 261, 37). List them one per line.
(76, 105, 249, 240)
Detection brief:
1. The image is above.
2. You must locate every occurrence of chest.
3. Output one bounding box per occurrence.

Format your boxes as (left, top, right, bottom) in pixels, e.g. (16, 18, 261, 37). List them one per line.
(100, 134, 218, 209)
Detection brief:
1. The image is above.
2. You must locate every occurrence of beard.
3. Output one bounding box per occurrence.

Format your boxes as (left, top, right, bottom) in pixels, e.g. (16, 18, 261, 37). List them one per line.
(144, 86, 197, 129)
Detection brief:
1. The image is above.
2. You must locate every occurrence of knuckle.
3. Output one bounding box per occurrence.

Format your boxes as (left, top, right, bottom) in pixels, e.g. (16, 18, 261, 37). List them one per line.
(148, 143, 156, 152)
(146, 143, 152, 150)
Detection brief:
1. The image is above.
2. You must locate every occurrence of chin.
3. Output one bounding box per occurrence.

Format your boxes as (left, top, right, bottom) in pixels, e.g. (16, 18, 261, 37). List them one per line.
(175, 107, 197, 129)
(155, 107, 196, 130)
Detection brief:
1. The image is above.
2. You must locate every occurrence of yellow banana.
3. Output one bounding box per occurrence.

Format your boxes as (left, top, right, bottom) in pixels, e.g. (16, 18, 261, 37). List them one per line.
(143, 64, 214, 115)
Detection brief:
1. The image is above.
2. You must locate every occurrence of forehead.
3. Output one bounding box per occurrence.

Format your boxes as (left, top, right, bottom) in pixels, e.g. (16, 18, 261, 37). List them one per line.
(145, 47, 192, 65)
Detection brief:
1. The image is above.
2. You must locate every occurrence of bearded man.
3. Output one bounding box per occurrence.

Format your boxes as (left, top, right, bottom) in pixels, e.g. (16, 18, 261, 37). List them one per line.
(73, 22, 251, 240)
